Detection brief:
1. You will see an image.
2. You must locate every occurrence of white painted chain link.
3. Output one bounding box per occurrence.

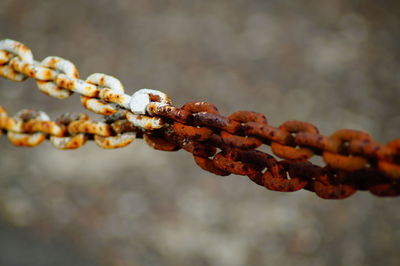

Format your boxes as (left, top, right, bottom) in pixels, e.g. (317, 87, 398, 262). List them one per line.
(0, 39, 171, 131)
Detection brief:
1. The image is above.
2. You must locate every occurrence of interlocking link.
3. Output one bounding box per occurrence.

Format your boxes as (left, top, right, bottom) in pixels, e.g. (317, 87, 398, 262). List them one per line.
(1, 39, 399, 199)
(0, 39, 170, 130)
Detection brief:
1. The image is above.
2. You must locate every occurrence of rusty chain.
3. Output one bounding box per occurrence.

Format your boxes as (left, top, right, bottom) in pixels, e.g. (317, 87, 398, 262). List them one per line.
(0, 39, 399, 199)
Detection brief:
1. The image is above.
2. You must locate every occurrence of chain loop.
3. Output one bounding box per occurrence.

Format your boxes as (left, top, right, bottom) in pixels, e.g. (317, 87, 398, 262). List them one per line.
(36, 56, 79, 98)
(1, 38, 399, 199)
(7, 109, 50, 147)
(50, 113, 89, 149)
(271, 121, 318, 160)
(378, 139, 400, 179)
(0, 39, 170, 132)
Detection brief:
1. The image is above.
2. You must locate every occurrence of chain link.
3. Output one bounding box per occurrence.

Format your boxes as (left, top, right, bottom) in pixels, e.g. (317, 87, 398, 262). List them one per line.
(1, 39, 399, 199)
(0, 39, 171, 130)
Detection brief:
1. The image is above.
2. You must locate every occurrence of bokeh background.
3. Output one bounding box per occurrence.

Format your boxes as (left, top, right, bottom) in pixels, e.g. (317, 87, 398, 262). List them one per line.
(0, 0, 399, 265)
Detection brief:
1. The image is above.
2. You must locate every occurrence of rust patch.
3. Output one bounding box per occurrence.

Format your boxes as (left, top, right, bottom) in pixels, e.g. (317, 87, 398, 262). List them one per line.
(148, 93, 161, 102)
(193, 156, 230, 176)
(220, 130, 262, 150)
(323, 151, 368, 172)
(143, 133, 180, 151)
(173, 122, 213, 141)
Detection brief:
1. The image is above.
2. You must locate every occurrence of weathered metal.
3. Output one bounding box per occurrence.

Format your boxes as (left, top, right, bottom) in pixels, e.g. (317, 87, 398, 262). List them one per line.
(1, 38, 399, 199)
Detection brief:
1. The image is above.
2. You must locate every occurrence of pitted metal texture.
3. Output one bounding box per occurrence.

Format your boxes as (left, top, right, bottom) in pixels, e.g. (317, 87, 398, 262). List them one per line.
(1, 39, 399, 199)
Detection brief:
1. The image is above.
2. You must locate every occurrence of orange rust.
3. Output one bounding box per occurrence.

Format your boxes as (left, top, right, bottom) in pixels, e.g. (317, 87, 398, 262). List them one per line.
(213, 151, 260, 176)
(378, 139, 400, 161)
(42, 68, 53, 80)
(48, 57, 58, 65)
(0, 50, 11, 65)
(294, 132, 331, 150)
(56, 113, 89, 125)
(23, 120, 64, 137)
(56, 76, 74, 89)
(388, 139, 400, 153)
(314, 181, 356, 199)
(248, 158, 310, 192)
(148, 93, 161, 102)
(0, 105, 6, 114)
(262, 171, 308, 192)
(81, 96, 118, 115)
(1, 96, 400, 198)
(182, 101, 219, 114)
(220, 130, 262, 149)
(66, 139, 83, 149)
(229, 110, 268, 124)
(271, 143, 314, 160)
(245, 122, 291, 144)
(99, 89, 128, 105)
(369, 183, 400, 197)
(377, 139, 400, 178)
(14, 42, 30, 54)
(69, 139, 82, 149)
(51, 134, 87, 150)
(100, 138, 111, 147)
(239, 150, 281, 177)
(348, 139, 382, 157)
(10, 60, 30, 77)
(51, 57, 65, 69)
(143, 133, 180, 151)
(44, 57, 80, 79)
(328, 129, 372, 153)
(271, 120, 318, 160)
(36, 80, 74, 98)
(68, 120, 112, 136)
(1, 37, 400, 198)
(110, 120, 136, 135)
(18, 109, 40, 122)
(7, 132, 46, 147)
(323, 152, 368, 171)
(94, 134, 135, 149)
(193, 156, 230, 176)
(80, 96, 90, 108)
(378, 161, 400, 179)
(144, 122, 153, 130)
(192, 112, 239, 132)
(247, 172, 264, 186)
(312, 170, 357, 199)
(218, 111, 266, 149)
(0, 116, 18, 131)
(172, 122, 213, 141)
(148, 104, 191, 123)
(182, 142, 216, 158)
(0, 65, 28, 81)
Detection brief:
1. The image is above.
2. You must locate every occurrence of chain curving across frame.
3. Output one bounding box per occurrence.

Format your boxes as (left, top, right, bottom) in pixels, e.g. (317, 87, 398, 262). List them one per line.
(0, 39, 399, 199)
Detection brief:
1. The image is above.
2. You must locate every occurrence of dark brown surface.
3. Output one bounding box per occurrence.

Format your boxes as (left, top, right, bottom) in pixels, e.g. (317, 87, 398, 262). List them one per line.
(0, 0, 399, 265)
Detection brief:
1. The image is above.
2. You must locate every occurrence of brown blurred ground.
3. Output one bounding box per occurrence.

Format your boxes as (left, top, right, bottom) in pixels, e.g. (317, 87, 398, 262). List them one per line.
(0, 0, 399, 265)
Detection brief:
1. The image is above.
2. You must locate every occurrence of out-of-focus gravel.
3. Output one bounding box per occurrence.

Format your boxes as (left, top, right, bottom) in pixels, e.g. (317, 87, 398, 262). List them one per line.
(0, 0, 399, 265)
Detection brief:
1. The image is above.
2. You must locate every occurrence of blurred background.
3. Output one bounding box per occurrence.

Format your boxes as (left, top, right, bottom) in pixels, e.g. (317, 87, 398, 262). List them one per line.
(0, 0, 399, 265)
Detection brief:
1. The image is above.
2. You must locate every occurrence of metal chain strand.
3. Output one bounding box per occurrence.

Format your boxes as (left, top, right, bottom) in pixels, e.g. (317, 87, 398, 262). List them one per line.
(1, 39, 399, 199)
(0, 39, 171, 130)
(0, 106, 140, 149)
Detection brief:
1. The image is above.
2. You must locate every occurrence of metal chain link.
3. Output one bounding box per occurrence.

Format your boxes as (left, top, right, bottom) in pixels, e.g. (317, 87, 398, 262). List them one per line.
(1, 39, 399, 199)
(0, 39, 171, 130)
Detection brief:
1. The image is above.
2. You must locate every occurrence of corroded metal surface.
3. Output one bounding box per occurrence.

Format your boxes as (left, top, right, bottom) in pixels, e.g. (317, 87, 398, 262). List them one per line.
(0, 39, 399, 199)
(0, 39, 166, 130)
